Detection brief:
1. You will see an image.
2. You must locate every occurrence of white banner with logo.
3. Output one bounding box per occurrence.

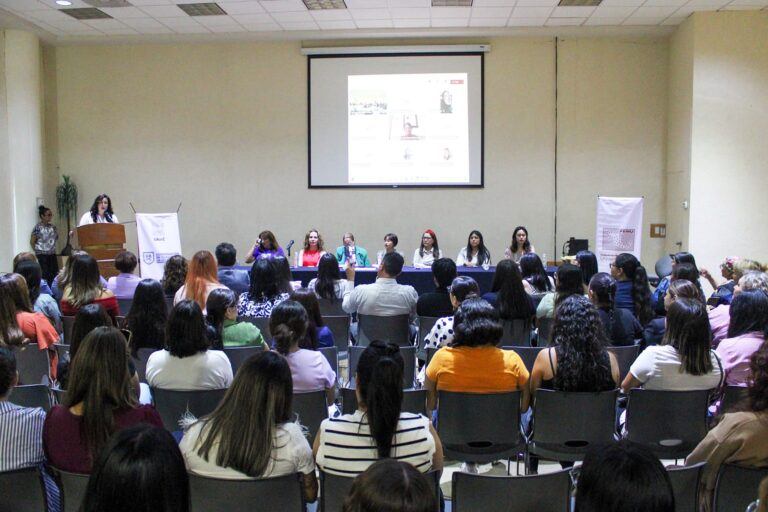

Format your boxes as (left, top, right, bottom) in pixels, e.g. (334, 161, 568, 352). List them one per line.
(595, 197, 644, 273)
(136, 213, 182, 280)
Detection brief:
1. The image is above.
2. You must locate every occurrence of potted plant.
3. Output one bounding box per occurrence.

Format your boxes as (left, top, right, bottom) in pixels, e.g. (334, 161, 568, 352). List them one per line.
(55, 175, 78, 256)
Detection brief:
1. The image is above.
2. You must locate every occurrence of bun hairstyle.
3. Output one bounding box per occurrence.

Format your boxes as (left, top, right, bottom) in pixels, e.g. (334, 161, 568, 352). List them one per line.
(355, 341, 405, 458)
(38, 205, 51, 218)
(205, 288, 237, 350)
(269, 300, 308, 356)
(614, 253, 653, 325)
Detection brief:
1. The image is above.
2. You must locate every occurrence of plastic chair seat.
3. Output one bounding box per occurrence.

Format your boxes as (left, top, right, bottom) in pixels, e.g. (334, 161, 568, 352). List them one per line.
(451, 468, 572, 512)
(188, 472, 304, 512)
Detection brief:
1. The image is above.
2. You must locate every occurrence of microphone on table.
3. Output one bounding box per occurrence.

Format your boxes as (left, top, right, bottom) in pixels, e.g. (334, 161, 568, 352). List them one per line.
(285, 240, 295, 256)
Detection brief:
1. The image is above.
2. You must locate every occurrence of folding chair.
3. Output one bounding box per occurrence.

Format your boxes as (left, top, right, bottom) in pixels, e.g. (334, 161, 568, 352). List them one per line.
(10, 384, 53, 412)
(222, 346, 264, 375)
(53, 468, 89, 512)
(537, 317, 554, 346)
(151, 388, 227, 431)
(417, 316, 440, 359)
(12, 345, 50, 386)
(292, 390, 329, 441)
(713, 463, 768, 512)
(317, 347, 338, 382)
(502, 346, 544, 373)
(348, 346, 416, 389)
(606, 345, 640, 381)
(0, 467, 48, 512)
(667, 462, 705, 512)
(62, 316, 75, 344)
(499, 318, 532, 347)
(357, 314, 410, 347)
(451, 468, 572, 512)
(133, 347, 158, 384)
(341, 387, 427, 416)
(237, 317, 271, 339)
(188, 472, 304, 512)
(323, 316, 351, 357)
(318, 298, 346, 316)
(320, 469, 440, 512)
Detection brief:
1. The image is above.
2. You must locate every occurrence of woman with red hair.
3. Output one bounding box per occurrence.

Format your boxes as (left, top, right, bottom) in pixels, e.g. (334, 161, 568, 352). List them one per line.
(412, 230, 442, 268)
(173, 251, 226, 313)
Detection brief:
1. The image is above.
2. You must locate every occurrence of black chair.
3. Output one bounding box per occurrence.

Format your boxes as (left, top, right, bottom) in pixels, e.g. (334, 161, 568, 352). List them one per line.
(357, 314, 410, 347)
(425, 346, 440, 368)
(341, 387, 427, 416)
(502, 346, 544, 373)
(667, 462, 705, 512)
(9, 384, 52, 412)
(237, 317, 271, 339)
(188, 472, 304, 512)
(451, 468, 572, 512)
(222, 346, 264, 375)
(349, 346, 416, 389)
(499, 318, 532, 347)
(417, 316, 440, 359)
(51, 387, 67, 404)
(320, 469, 440, 512)
(133, 347, 158, 384)
(713, 463, 768, 512)
(719, 385, 748, 414)
(318, 347, 338, 382)
(62, 315, 75, 344)
(537, 317, 554, 346)
(323, 316, 351, 356)
(151, 388, 227, 431)
(292, 390, 329, 441)
(54, 343, 70, 364)
(117, 298, 133, 316)
(53, 468, 89, 512)
(437, 390, 522, 466)
(606, 345, 640, 381)
(12, 345, 50, 385)
(625, 388, 711, 459)
(527, 389, 618, 466)
(318, 298, 346, 316)
(0, 467, 48, 512)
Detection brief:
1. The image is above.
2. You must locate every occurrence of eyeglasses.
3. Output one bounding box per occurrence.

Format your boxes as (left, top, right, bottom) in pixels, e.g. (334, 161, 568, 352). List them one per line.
(609, 262, 617, 268)
(422, 236, 432, 240)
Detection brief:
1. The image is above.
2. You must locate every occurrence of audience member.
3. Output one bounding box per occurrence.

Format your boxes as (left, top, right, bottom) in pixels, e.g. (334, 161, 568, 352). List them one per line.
(575, 250, 599, 287)
(43, 327, 162, 473)
(271, 300, 335, 403)
(237, 258, 289, 318)
(587, 273, 642, 346)
(315, 341, 442, 476)
(686, 342, 768, 512)
(215, 242, 249, 295)
(416, 258, 457, 318)
(413, 229, 443, 268)
(173, 250, 226, 313)
(245, 230, 285, 263)
(13, 251, 53, 296)
(272, 255, 301, 294)
(57, 304, 115, 390)
(161, 255, 187, 298)
(343, 252, 418, 318)
(146, 300, 233, 391)
(575, 440, 674, 512)
(297, 229, 326, 267)
(425, 298, 530, 412)
(644, 279, 701, 347)
(423, 276, 480, 349)
(520, 253, 554, 294)
(60, 253, 119, 320)
(482, 259, 536, 321)
(180, 351, 317, 501)
(30, 205, 59, 286)
(15, 260, 62, 336)
(205, 288, 266, 349)
(700, 256, 739, 306)
(335, 232, 371, 267)
(610, 253, 653, 325)
(536, 264, 584, 319)
(81, 424, 189, 512)
(710, 270, 768, 345)
(651, 251, 700, 312)
(456, 230, 491, 267)
(342, 459, 439, 512)
(309, 253, 352, 303)
(124, 279, 167, 356)
(290, 288, 335, 349)
(504, 226, 535, 264)
(107, 250, 142, 299)
(716, 290, 768, 386)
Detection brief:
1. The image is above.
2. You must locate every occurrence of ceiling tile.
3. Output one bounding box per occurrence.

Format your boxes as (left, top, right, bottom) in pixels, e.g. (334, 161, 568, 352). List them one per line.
(343, 0, 387, 7)
(389, 0, 430, 6)
(599, 0, 644, 5)
(392, 17, 429, 27)
(623, 15, 666, 23)
(632, 5, 680, 16)
(233, 12, 274, 22)
(643, 0, 687, 6)
(591, 6, 637, 16)
(545, 16, 585, 25)
(42, 18, 93, 29)
(661, 14, 688, 23)
(120, 17, 170, 28)
(551, 6, 596, 17)
(722, 3, 765, 7)
(471, 6, 512, 17)
(279, 20, 320, 29)
(81, 18, 129, 29)
(584, 15, 630, 23)
(510, 6, 554, 17)
(167, 23, 211, 32)
(430, 6, 471, 17)
(354, 18, 393, 27)
(471, 0, 517, 5)
(125, 0, 174, 5)
(430, 17, 469, 26)
(132, 25, 173, 33)
(159, 16, 204, 26)
(137, 5, 185, 17)
(728, 0, 768, 4)
(270, 10, 313, 21)
(310, 8, 353, 19)
(217, 1, 266, 14)
(0, 0, 50, 12)
(469, 16, 508, 25)
(100, 6, 150, 18)
(207, 24, 247, 32)
(390, 7, 430, 17)
(515, 0, 558, 5)
(243, 22, 282, 30)
(507, 17, 546, 25)
(317, 19, 357, 28)
(259, 0, 307, 12)
(349, 7, 390, 18)
(194, 14, 242, 26)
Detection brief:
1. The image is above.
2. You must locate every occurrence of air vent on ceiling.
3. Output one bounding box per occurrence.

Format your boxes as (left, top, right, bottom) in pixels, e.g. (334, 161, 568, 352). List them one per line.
(178, 3, 227, 16)
(303, 0, 347, 9)
(432, 0, 472, 5)
(82, 0, 132, 7)
(61, 8, 112, 20)
(557, 0, 602, 6)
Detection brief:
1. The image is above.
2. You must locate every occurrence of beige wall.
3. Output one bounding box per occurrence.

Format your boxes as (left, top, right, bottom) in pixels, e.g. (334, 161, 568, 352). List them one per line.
(44, 35, 672, 271)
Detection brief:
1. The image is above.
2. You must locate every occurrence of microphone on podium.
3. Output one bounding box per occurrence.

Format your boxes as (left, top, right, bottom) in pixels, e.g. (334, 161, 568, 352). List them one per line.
(285, 239, 295, 256)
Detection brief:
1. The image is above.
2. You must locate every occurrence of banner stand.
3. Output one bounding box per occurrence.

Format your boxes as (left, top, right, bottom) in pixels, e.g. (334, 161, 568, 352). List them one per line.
(595, 197, 644, 273)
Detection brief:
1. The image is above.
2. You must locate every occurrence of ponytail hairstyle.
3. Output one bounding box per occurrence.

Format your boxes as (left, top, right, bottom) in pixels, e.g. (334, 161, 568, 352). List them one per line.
(269, 300, 308, 356)
(465, 230, 490, 267)
(315, 253, 342, 303)
(554, 264, 584, 309)
(589, 272, 617, 337)
(662, 298, 713, 376)
(290, 288, 324, 350)
(205, 288, 237, 350)
(355, 341, 404, 458)
(448, 276, 480, 305)
(520, 253, 553, 293)
(38, 205, 52, 220)
(614, 253, 653, 325)
(490, 260, 529, 319)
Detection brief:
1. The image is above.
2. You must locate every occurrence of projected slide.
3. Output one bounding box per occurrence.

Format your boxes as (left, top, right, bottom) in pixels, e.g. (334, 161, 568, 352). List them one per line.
(347, 73, 469, 185)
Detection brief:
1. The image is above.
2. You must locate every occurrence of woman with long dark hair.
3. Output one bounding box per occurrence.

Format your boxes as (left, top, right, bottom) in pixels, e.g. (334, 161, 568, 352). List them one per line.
(575, 250, 599, 287)
(315, 341, 442, 476)
(57, 304, 115, 390)
(271, 256, 299, 294)
(290, 288, 335, 349)
(124, 279, 167, 356)
(79, 194, 118, 226)
(30, 205, 59, 285)
(43, 327, 162, 473)
(715, 289, 768, 387)
(60, 254, 119, 320)
(536, 264, 584, 319)
(456, 230, 491, 267)
(413, 229, 442, 268)
(205, 288, 266, 350)
(15, 260, 62, 336)
(504, 226, 535, 264)
(651, 251, 701, 311)
(611, 253, 653, 326)
(622, 298, 722, 392)
(520, 253, 554, 294)
(180, 351, 317, 502)
(173, 250, 226, 313)
(482, 259, 535, 320)
(237, 258, 289, 318)
(309, 253, 351, 303)
(588, 273, 643, 346)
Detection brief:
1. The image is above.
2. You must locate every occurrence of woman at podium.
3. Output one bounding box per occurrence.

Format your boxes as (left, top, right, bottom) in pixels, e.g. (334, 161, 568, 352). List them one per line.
(78, 194, 119, 226)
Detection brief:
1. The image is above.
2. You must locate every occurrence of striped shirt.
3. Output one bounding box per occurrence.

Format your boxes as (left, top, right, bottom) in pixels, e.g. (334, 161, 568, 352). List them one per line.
(315, 409, 435, 476)
(0, 401, 46, 472)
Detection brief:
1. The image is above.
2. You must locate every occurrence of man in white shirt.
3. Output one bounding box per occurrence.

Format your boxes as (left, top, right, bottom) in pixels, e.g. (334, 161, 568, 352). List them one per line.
(342, 252, 417, 318)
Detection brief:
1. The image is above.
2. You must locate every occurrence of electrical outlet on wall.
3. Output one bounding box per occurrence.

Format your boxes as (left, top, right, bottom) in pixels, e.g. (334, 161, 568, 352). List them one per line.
(36, 197, 45, 208)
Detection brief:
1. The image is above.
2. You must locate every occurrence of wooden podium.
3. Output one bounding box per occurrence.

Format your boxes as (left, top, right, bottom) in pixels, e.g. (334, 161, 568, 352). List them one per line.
(77, 224, 126, 279)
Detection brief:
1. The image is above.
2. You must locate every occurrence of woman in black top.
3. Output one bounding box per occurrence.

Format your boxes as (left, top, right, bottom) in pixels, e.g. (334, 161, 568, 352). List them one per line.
(588, 273, 643, 346)
(482, 259, 535, 320)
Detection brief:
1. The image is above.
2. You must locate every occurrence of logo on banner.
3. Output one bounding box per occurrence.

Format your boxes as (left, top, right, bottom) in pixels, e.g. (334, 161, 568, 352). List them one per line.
(601, 228, 636, 252)
(143, 252, 155, 265)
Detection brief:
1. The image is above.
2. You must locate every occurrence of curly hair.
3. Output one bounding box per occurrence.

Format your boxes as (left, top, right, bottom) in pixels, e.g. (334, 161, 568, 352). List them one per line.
(551, 295, 614, 392)
(746, 343, 768, 413)
(451, 298, 502, 348)
(303, 229, 324, 251)
(161, 255, 187, 296)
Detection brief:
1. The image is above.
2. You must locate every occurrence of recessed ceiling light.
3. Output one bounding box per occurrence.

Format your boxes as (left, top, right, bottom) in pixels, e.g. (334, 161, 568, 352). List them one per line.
(56, 0, 73, 5)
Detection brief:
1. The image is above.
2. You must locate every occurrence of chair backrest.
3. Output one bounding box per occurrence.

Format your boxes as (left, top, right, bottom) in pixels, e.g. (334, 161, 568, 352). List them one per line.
(0, 467, 48, 512)
(151, 388, 227, 431)
(667, 462, 705, 512)
(530, 293, 547, 310)
(418, 316, 440, 347)
(606, 345, 640, 381)
(317, 347, 338, 381)
(720, 385, 748, 415)
(348, 346, 416, 389)
(54, 468, 90, 512)
(502, 346, 544, 373)
(9, 384, 52, 412)
(713, 463, 768, 512)
(51, 387, 67, 405)
(292, 390, 328, 441)
(451, 469, 572, 512)
(499, 318, 532, 347)
(437, 390, 522, 464)
(625, 388, 711, 459)
(537, 317, 554, 346)
(11, 345, 50, 386)
(357, 314, 410, 347)
(188, 472, 304, 512)
(117, 298, 133, 316)
(134, 347, 159, 384)
(529, 389, 618, 462)
(54, 343, 70, 365)
(341, 387, 427, 416)
(62, 315, 75, 344)
(238, 317, 271, 339)
(318, 298, 346, 316)
(323, 316, 351, 355)
(222, 346, 264, 376)
(320, 469, 440, 512)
